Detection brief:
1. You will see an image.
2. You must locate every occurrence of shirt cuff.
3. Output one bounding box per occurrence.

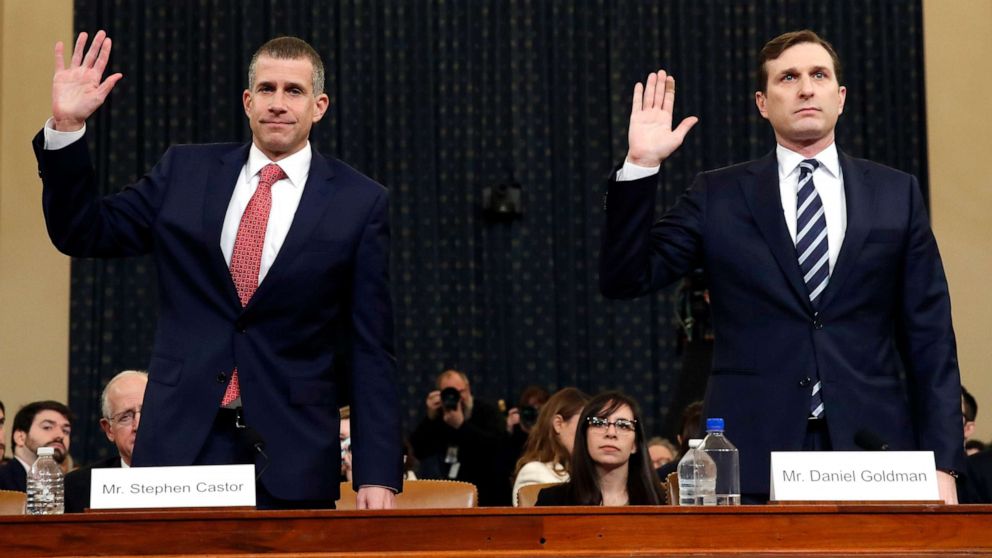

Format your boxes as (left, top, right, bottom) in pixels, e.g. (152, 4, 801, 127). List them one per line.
(43, 117, 86, 150)
(616, 160, 661, 182)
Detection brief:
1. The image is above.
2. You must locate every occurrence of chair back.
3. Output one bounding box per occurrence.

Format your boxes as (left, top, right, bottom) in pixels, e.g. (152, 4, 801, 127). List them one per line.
(336, 479, 477, 510)
(665, 471, 679, 505)
(0, 490, 26, 515)
(516, 482, 561, 508)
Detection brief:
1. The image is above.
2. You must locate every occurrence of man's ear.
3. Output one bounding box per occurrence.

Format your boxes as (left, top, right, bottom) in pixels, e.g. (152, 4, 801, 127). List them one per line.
(12, 430, 26, 448)
(100, 418, 115, 442)
(755, 91, 769, 119)
(837, 85, 847, 116)
(243, 90, 253, 117)
(312, 93, 330, 122)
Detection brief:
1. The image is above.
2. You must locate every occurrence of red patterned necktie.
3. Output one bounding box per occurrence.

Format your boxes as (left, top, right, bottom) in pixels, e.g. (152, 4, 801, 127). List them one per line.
(221, 163, 287, 407)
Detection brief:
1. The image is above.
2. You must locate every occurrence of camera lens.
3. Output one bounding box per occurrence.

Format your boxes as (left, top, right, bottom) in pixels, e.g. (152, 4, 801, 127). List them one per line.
(440, 387, 461, 410)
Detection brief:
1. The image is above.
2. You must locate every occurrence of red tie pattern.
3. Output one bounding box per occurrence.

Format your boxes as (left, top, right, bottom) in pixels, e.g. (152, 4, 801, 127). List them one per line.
(222, 163, 287, 407)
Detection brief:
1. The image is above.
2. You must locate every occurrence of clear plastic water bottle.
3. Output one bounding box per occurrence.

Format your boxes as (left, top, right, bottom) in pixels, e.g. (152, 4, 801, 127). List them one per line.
(700, 417, 740, 505)
(677, 439, 716, 505)
(26, 447, 64, 515)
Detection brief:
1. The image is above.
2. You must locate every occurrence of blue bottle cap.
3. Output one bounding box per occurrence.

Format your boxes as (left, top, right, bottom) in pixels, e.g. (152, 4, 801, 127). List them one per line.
(705, 417, 725, 431)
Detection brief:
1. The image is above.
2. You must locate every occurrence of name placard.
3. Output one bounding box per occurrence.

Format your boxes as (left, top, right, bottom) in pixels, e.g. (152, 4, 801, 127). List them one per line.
(90, 465, 256, 510)
(770, 451, 938, 502)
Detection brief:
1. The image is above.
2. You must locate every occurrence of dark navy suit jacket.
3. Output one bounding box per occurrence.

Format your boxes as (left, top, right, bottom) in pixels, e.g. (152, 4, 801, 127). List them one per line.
(0, 459, 26, 492)
(600, 150, 965, 495)
(33, 132, 402, 501)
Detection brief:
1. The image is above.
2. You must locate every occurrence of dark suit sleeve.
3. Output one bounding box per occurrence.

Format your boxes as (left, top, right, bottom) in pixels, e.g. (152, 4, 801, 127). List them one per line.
(348, 188, 403, 492)
(896, 177, 966, 473)
(32, 130, 170, 258)
(599, 170, 705, 299)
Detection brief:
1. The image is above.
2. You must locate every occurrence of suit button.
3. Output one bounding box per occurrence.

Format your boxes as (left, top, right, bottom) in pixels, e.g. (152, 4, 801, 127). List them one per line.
(216, 372, 227, 383)
(235, 319, 246, 333)
(799, 377, 812, 387)
(813, 317, 823, 330)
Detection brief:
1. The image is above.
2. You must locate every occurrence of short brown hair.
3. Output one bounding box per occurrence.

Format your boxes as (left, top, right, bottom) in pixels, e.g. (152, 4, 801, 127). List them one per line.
(248, 36, 325, 96)
(757, 30, 842, 93)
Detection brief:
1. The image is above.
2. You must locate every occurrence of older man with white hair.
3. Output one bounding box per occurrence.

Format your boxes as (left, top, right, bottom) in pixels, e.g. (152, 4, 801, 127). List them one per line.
(64, 370, 147, 512)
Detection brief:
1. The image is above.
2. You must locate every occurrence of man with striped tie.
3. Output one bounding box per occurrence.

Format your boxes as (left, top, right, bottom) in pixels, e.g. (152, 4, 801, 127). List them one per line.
(600, 30, 964, 503)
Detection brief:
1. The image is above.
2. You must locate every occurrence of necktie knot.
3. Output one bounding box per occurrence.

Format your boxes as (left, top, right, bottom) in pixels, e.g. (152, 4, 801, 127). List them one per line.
(799, 158, 819, 177)
(258, 163, 287, 189)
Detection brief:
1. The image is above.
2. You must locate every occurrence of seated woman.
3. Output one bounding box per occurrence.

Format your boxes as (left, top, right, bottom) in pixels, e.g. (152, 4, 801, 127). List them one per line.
(536, 391, 664, 506)
(511, 387, 590, 506)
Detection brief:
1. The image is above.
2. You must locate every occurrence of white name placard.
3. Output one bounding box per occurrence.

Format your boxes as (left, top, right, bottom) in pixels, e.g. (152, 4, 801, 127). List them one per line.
(770, 451, 938, 502)
(90, 464, 256, 510)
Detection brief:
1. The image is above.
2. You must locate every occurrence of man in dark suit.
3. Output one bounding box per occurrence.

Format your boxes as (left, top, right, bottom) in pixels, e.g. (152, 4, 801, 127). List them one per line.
(0, 401, 73, 492)
(599, 30, 964, 503)
(64, 370, 146, 513)
(35, 31, 401, 509)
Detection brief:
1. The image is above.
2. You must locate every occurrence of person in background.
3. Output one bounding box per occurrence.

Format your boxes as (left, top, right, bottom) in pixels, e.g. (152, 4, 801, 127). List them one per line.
(511, 387, 589, 506)
(64, 370, 147, 512)
(0, 401, 73, 492)
(536, 391, 664, 506)
(410, 369, 507, 505)
(0, 399, 6, 462)
(647, 437, 679, 470)
(657, 400, 704, 481)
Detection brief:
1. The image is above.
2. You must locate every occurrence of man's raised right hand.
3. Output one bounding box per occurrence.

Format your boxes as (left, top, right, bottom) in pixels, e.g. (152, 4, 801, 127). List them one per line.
(52, 30, 123, 132)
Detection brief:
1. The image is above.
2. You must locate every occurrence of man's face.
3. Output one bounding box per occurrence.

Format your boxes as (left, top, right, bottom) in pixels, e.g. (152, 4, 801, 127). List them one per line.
(15, 410, 71, 464)
(962, 397, 976, 441)
(99, 375, 147, 465)
(755, 42, 846, 151)
(649, 444, 675, 469)
(243, 55, 329, 161)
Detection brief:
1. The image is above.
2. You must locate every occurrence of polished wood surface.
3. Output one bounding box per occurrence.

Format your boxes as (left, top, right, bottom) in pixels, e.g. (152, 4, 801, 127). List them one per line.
(2, 504, 991, 557)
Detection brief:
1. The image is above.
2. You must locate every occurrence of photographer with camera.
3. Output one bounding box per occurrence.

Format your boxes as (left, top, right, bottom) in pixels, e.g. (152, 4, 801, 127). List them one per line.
(410, 369, 509, 505)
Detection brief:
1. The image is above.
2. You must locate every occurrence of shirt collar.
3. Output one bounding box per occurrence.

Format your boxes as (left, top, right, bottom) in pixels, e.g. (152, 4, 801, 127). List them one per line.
(247, 142, 312, 189)
(776, 142, 840, 180)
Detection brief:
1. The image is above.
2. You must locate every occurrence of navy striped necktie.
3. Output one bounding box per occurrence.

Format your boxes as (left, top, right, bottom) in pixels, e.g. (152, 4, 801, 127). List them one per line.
(796, 158, 827, 418)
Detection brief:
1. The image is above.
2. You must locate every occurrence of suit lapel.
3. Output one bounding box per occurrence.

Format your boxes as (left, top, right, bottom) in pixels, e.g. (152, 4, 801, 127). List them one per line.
(246, 146, 339, 308)
(741, 151, 811, 307)
(818, 152, 873, 309)
(203, 144, 251, 307)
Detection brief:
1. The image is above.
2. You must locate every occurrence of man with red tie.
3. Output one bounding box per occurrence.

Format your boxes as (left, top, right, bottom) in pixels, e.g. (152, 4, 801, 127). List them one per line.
(34, 31, 401, 509)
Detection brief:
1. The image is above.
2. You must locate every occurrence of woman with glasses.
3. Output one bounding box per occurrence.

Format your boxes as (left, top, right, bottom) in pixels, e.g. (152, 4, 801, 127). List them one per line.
(511, 387, 590, 506)
(536, 391, 665, 506)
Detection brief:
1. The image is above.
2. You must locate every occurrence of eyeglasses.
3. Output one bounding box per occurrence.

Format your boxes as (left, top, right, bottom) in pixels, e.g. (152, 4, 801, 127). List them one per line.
(587, 416, 637, 433)
(109, 408, 141, 427)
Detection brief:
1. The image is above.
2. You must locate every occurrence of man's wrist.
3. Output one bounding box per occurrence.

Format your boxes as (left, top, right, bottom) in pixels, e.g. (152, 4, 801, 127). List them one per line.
(52, 117, 85, 132)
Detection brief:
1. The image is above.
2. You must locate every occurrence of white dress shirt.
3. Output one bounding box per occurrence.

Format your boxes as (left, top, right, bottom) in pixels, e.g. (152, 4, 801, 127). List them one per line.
(617, 142, 847, 273)
(44, 120, 310, 285)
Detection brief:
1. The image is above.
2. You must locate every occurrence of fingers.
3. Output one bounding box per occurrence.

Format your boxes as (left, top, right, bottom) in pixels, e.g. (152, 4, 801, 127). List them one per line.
(652, 70, 668, 110)
(660, 74, 675, 115)
(94, 37, 113, 75)
(97, 72, 124, 98)
(643, 72, 658, 110)
(71, 32, 87, 68)
(82, 30, 107, 69)
(54, 41, 65, 73)
(631, 82, 643, 113)
(673, 116, 700, 139)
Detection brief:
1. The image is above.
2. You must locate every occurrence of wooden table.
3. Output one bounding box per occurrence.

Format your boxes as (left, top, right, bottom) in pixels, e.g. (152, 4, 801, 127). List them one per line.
(3, 504, 992, 557)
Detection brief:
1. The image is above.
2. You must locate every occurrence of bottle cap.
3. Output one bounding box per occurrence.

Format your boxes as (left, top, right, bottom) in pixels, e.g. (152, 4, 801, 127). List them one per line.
(37, 447, 56, 457)
(705, 417, 725, 431)
(688, 439, 703, 449)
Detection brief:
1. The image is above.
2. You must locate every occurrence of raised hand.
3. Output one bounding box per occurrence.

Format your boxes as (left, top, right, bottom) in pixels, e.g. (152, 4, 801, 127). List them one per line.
(52, 30, 123, 131)
(625, 70, 698, 167)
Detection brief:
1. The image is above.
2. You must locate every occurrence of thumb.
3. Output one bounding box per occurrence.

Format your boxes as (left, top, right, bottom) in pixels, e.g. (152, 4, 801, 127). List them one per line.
(673, 116, 699, 140)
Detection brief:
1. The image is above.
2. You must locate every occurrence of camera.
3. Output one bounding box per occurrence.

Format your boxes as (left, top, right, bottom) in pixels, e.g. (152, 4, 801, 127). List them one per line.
(519, 405, 539, 429)
(440, 387, 462, 411)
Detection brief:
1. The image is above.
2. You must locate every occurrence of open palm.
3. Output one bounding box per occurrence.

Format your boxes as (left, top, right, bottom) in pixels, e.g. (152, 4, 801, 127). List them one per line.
(52, 31, 123, 131)
(626, 70, 698, 167)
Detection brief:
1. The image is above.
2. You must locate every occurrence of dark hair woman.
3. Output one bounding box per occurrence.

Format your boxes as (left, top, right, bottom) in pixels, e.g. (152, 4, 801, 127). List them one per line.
(511, 387, 590, 505)
(536, 391, 665, 506)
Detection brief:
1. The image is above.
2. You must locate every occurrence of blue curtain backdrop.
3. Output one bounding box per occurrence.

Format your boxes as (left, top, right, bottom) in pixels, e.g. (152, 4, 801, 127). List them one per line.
(65, 0, 929, 464)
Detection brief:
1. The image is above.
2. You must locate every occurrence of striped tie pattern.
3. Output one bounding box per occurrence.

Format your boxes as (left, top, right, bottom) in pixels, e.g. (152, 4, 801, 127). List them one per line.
(796, 159, 827, 418)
